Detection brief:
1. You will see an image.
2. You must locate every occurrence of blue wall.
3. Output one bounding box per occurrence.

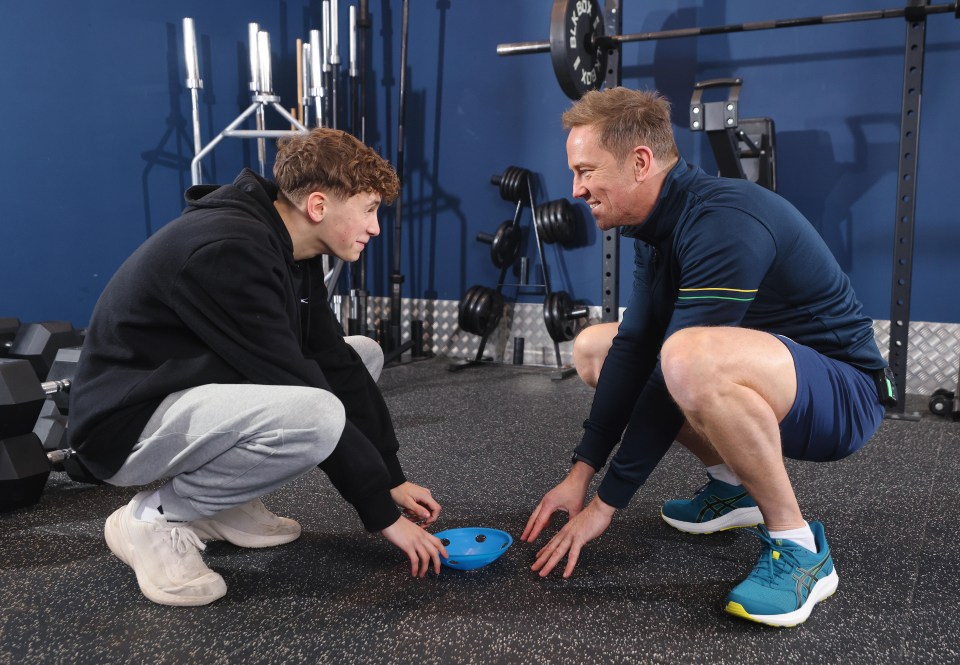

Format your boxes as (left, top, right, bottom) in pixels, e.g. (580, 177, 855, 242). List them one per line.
(2, 1, 957, 329)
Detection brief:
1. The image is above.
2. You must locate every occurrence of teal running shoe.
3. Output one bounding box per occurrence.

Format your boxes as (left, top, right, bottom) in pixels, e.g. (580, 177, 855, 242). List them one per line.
(725, 521, 839, 627)
(661, 474, 763, 534)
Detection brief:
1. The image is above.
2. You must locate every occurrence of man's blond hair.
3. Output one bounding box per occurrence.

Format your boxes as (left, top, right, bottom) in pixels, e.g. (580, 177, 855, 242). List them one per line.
(562, 87, 679, 163)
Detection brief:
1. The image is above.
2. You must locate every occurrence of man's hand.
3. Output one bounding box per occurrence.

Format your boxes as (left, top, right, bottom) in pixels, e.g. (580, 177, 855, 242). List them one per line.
(390, 481, 441, 526)
(380, 516, 449, 577)
(530, 496, 616, 579)
(521, 461, 595, 543)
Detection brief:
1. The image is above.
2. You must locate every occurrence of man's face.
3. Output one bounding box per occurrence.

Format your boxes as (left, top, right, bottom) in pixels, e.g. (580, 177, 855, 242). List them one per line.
(318, 191, 381, 262)
(566, 125, 641, 231)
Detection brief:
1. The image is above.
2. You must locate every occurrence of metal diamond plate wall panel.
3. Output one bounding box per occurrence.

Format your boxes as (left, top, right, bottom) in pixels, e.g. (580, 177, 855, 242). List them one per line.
(873, 320, 959, 395)
(358, 298, 958, 395)
(364, 298, 595, 368)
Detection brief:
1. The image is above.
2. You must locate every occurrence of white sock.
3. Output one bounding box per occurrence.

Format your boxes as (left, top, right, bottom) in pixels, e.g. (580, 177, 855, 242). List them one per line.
(132, 490, 164, 523)
(706, 463, 741, 486)
(769, 521, 817, 553)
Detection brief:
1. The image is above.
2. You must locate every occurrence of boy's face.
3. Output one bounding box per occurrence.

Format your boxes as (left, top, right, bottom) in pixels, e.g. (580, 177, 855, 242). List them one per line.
(317, 191, 382, 262)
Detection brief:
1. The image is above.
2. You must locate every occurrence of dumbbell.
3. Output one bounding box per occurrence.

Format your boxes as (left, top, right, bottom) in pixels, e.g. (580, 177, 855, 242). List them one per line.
(31, 347, 81, 451)
(0, 317, 20, 357)
(6, 320, 83, 380)
(476, 221, 521, 269)
(0, 357, 99, 512)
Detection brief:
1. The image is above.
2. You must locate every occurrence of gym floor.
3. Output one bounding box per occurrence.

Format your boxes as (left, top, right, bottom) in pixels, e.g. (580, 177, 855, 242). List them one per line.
(2, 357, 958, 664)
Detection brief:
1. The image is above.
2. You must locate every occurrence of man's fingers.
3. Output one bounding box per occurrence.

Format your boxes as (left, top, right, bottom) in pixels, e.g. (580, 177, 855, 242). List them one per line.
(523, 504, 554, 543)
(562, 543, 582, 579)
(537, 540, 569, 578)
(520, 504, 542, 542)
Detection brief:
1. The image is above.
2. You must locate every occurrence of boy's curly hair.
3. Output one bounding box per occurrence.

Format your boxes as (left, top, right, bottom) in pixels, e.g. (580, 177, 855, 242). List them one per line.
(274, 128, 399, 204)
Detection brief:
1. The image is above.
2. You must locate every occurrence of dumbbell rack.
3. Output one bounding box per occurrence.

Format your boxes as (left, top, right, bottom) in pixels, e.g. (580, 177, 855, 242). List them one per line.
(451, 166, 580, 378)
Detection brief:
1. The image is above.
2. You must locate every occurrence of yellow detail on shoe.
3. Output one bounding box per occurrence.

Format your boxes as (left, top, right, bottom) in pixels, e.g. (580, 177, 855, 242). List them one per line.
(724, 602, 801, 629)
(725, 602, 753, 620)
(772, 551, 780, 560)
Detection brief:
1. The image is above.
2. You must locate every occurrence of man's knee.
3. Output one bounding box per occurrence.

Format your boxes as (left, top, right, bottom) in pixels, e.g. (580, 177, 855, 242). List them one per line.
(661, 327, 722, 407)
(573, 322, 617, 388)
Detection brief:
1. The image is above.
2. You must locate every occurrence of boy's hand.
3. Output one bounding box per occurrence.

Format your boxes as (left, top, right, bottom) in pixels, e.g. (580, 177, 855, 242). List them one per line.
(390, 481, 441, 525)
(381, 516, 449, 577)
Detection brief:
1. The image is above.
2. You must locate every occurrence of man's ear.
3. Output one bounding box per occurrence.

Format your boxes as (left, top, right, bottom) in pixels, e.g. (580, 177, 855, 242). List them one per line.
(305, 191, 327, 223)
(632, 145, 655, 182)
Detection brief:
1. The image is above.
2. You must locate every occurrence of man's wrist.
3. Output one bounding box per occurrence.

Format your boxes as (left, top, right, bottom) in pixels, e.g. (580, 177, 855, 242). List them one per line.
(570, 452, 599, 471)
(590, 494, 617, 517)
(568, 459, 597, 485)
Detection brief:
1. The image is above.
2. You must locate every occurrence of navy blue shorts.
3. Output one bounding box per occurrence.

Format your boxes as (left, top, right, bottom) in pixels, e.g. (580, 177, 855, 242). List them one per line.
(775, 335, 884, 462)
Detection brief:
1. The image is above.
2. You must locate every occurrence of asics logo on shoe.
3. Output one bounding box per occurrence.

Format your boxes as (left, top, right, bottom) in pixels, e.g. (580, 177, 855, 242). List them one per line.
(696, 491, 751, 521)
(791, 557, 830, 607)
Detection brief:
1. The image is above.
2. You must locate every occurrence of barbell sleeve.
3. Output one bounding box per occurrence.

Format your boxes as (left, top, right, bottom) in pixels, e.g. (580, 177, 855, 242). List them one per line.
(182, 18, 201, 87)
(257, 31, 273, 94)
(248, 23, 261, 92)
(497, 41, 550, 57)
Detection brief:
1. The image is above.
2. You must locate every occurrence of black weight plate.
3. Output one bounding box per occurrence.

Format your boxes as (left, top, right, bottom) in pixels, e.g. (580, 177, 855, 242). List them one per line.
(491, 221, 521, 268)
(534, 202, 554, 244)
(552, 199, 576, 245)
(550, 0, 608, 100)
(494, 166, 529, 203)
(458, 285, 484, 334)
(544, 291, 577, 343)
(477, 288, 505, 335)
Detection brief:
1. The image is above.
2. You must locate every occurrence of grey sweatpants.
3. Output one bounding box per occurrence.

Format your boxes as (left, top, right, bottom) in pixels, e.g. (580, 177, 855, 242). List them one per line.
(106, 336, 384, 521)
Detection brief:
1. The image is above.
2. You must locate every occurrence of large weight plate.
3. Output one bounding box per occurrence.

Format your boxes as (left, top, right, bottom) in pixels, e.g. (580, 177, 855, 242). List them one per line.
(550, 0, 608, 100)
(544, 291, 578, 343)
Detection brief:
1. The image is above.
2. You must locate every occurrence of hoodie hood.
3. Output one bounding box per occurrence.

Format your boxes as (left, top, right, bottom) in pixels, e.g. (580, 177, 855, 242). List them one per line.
(183, 168, 295, 258)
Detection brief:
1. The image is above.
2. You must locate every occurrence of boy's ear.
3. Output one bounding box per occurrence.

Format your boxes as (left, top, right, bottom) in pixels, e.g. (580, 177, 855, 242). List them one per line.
(305, 191, 327, 223)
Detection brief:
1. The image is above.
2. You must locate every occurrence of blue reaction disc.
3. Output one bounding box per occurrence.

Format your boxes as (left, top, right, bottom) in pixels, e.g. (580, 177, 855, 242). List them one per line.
(434, 527, 513, 571)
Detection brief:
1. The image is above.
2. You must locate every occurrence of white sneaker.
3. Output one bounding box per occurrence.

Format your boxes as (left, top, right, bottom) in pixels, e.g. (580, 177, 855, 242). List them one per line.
(189, 498, 301, 548)
(104, 496, 226, 607)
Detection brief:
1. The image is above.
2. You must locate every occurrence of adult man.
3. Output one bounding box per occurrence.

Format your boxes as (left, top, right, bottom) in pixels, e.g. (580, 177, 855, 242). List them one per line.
(522, 88, 890, 627)
(70, 128, 447, 607)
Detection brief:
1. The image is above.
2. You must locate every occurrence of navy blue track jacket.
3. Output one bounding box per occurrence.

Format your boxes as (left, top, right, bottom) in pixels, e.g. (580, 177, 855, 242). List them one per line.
(574, 158, 885, 508)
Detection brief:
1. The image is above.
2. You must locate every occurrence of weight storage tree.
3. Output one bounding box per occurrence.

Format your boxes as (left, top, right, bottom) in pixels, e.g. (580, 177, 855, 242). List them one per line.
(452, 167, 587, 378)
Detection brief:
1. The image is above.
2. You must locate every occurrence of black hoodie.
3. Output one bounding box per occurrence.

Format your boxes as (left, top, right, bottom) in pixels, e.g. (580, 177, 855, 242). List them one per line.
(69, 169, 404, 531)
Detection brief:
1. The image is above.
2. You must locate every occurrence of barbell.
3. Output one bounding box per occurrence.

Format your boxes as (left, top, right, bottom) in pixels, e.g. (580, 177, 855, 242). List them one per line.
(498, 0, 959, 100)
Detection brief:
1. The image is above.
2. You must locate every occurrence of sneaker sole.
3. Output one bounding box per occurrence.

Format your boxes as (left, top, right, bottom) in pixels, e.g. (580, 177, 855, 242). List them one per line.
(661, 506, 764, 534)
(724, 568, 839, 627)
(189, 519, 301, 548)
(104, 509, 227, 607)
